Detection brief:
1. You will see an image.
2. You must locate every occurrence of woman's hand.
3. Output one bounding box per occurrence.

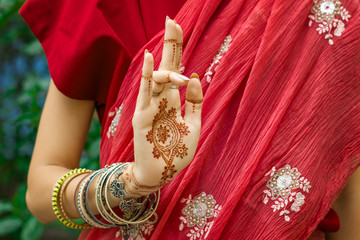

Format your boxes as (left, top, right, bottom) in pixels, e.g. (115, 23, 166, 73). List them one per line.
(122, 18, 203, 196)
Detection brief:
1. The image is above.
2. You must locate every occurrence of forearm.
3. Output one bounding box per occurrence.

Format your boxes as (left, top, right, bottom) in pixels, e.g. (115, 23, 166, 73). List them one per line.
(27, 160, 150, 224)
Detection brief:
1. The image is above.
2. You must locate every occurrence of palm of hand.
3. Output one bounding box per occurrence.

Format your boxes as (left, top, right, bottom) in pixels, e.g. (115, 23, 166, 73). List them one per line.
(132, 18, 203, 189)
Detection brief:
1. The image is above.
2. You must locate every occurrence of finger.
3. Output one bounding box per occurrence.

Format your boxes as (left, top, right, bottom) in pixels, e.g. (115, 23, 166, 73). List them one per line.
(159, 17, 177, 71)
(175, 23, 183, 72)
(153, 71, 189, 86)
(151, 82, 164, 96)
(184, 73, 203, 125)
(136, 50, 154, 109)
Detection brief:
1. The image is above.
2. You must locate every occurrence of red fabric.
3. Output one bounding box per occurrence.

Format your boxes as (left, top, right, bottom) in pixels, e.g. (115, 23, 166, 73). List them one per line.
(20, 0, 359, 239)
(98, 0, 360, 239)
(318, 208, 340, 233)
(19, 0, 185, 122)
(307, 230, 326, 240)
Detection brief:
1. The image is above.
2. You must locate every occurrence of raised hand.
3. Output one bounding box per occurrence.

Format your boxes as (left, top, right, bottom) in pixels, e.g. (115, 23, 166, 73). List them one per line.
(121, 18, 203, 197)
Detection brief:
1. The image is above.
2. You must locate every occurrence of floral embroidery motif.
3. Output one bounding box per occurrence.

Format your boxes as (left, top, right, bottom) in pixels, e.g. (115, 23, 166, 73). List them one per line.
(179, 192, 222, 240)
(115, 222, 155, 240)
(204, 35, 232, 83)
(308, 0, 351, 45)
(263, 165, 311, 222)
(107, 104, 123, 138)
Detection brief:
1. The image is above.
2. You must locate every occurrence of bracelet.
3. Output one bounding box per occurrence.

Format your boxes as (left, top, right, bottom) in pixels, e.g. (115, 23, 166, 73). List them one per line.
(59, 170, 92, 229)
(52, 168, 91, 229)
(73, 172, 92, 222)
(109, 163, 130, 199)
(95, 164, 122, 225)
(104, 163, 146, 224)
(76, 170, 114, 228)
(83, 169, 116, 228)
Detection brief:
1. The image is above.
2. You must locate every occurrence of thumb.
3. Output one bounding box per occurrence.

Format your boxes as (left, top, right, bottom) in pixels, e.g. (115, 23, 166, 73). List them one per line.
(184, 73, 203, 127)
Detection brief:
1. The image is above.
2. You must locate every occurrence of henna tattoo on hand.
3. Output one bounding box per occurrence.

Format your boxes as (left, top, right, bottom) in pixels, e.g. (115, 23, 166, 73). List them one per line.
(122, 164, 160, 196)
(146, 98, 190, 185)
(186, 99, 203, 113)
(142, 75, 152, 96)
(176, 43, 182, 71)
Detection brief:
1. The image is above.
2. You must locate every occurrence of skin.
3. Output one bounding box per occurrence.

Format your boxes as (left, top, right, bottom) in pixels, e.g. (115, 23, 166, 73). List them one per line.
(26, 18, 359, 239)
(326, 168, 360, 240)
(26, 18, 203, 224)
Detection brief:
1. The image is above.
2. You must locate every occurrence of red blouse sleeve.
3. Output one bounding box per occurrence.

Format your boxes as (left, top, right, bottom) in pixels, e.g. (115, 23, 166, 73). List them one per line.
(19, 0, 130, 109)
(19, 0, 186, 123)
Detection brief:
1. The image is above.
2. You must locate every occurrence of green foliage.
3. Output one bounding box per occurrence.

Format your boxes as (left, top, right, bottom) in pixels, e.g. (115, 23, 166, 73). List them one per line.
(0, 0, 101, 239)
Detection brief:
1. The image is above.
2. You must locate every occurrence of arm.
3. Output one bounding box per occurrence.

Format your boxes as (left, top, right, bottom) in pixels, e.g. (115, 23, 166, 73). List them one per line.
(27, 18, 202, 225)
(26, 79, 95, 223)
(326, 167, 360, 240)
(27, 80, 134, 223)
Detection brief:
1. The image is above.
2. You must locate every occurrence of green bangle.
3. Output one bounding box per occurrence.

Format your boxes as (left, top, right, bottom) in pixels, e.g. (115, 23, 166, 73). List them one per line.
(52, 168, 91, 229)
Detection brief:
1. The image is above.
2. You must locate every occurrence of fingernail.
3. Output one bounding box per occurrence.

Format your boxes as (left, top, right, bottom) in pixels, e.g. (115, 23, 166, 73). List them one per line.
(145, 49, 148, 55)
(175, 74, 190, 81)
(190, 73, 199, 79)
(174, 20, 177, 24)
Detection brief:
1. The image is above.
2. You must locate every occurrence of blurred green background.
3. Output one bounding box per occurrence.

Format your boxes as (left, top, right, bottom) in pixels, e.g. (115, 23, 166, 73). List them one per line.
(0, 0, 101, 239)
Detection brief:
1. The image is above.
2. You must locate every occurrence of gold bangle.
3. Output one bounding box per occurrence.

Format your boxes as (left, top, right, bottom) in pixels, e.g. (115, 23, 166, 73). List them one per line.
(77, 170, 114, 228)
(95, 164, 121, 225)
(52, 168, 92, 229)
(59, 170, 92, 229)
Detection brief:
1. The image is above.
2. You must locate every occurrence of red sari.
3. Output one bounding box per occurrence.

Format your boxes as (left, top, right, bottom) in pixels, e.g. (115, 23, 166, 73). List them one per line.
(21, 0, 360, 239)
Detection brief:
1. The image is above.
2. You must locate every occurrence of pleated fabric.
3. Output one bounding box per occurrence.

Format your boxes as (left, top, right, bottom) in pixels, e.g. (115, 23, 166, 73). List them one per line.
(98, 0, 360, 239)
(20, 0, 360, 238)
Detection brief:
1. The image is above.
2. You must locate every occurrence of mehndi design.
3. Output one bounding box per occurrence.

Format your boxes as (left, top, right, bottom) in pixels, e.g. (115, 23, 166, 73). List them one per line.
(164, 39, 177, 65)
(147, 98, 190, 185)
(142, 75, 153, 96)
(176, 42, 182, 72)
(186, 99, 204, 113)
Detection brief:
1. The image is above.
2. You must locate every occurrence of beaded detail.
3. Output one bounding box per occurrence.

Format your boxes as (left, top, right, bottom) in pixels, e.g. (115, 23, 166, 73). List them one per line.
(115, 222, 156, 239)
(308, 0, 351, 45)
(107, 104, 123, 138)
(262, 165, 311, 222)
(52, 168, 92, 229)
(204, 35, 232, 83)
(179, 192, 222, 239)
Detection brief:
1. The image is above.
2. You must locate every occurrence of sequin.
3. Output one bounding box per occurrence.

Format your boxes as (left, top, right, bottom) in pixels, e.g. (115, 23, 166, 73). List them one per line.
(179, 192, 222, 239)
(204, 35, 232, 83)
(263, 165, 311, 222)
(308, 0, 351, 45)
(107, 104, 123, 138)
(115, 222, 155, 239)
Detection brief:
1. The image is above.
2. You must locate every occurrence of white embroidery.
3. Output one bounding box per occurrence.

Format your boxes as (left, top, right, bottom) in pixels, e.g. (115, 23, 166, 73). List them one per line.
(204, 35, 232, 83)
(115, 222, 155, 239)
(107, 104, 123, 138)
(308, 0, 351, 45)
(263, 165, 311, 222)
(179, 192, 222, 240)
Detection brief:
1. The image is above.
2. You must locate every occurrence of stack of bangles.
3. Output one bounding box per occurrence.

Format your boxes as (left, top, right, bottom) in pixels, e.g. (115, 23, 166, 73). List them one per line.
(52, 162, 159, 231)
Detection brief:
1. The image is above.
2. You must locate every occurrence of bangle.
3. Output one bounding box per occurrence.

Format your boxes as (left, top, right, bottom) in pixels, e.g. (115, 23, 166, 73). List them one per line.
(95, 164, 122, 225)
(52, 168, 91, 229)
(83, 169, 116, 228)
(73, 172, 92, 222)
(109, 163, 129, 199)
(105, 173, 160, 225)
(59, 169, 92, 229)
(76, 170, 112, 228)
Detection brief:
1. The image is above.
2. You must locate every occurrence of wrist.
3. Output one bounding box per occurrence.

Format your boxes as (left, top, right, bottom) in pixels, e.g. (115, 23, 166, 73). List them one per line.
(121, 163, 159, 198)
